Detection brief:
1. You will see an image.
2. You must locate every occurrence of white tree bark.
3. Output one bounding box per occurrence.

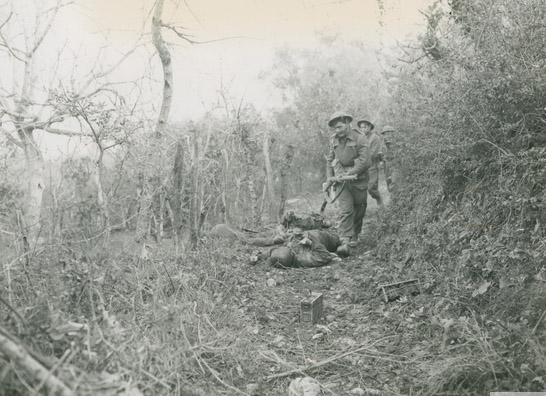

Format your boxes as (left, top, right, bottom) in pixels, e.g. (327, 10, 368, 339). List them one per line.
(151, 0, 173, 138)
(134, 0, 174, 253)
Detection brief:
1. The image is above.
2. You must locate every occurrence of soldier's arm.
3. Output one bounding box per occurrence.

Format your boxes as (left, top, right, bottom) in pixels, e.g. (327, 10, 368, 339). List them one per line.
(347, 136, 372, 176)
(370, 136, 382, 163)
(326, 141, 335, 178)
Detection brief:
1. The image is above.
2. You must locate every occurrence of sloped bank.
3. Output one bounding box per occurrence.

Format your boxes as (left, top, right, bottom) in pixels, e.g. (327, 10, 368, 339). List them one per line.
(371, 142, 546, 394)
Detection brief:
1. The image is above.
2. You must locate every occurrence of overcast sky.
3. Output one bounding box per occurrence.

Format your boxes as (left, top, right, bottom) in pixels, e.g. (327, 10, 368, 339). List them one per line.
(57, 0, 432, 120)
(2, 0, 432, 161)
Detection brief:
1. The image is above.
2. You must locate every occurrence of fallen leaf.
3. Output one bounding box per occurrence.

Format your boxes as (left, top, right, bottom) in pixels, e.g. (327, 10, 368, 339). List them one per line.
(472, 281, 491, 297)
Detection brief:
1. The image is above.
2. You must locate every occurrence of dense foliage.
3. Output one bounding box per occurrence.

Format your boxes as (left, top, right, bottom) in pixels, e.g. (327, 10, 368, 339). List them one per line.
(1, 0, 545, 394)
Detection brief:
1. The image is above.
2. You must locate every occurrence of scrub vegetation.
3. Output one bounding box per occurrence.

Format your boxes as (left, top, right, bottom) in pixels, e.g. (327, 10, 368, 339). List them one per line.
(0, 0, 545, 394)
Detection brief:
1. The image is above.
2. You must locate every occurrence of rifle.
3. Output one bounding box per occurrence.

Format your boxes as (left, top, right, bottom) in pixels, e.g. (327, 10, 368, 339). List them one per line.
(320, 174, 358, 213)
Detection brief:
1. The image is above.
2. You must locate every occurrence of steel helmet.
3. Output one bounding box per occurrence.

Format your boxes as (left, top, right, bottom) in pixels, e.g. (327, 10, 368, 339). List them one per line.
(356, 118, 375, 130)
(268, 246, 296, 268)
(381, 125, 395, 134)
(328, 111, 353, 127)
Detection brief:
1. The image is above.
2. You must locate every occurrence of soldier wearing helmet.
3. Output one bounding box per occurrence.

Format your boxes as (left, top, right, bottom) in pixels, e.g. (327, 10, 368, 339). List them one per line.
(357, 117, 384, 210)
(380, 125, 397, 192)
(326, 111, 372, 253)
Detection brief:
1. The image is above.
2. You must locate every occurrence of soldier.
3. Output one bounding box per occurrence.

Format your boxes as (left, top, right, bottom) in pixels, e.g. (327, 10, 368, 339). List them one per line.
(326, 111, 372, 253)
(356, 117, 384, 209)
(380, 125, 396, 192)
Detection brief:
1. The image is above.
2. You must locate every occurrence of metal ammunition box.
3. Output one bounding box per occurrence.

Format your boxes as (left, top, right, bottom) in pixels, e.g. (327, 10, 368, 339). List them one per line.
(300, 292, 323, 325)
(379, 279, 420, 303)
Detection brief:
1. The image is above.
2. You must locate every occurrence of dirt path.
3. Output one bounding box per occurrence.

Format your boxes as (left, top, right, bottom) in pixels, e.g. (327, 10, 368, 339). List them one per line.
(230, 187, 433, 395)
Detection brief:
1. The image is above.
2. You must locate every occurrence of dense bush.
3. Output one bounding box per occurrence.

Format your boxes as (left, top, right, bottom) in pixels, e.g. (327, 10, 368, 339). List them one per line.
(375, 0, 546, 393)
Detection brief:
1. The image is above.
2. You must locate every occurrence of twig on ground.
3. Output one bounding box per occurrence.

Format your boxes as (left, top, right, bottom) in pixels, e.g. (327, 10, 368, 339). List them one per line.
(140, 367, 171, 389)
(0, 328, 74, 396)
(265, 336, 401, 381)
(198, 356, 250, 396)
(30, 348, 73, 396)
(521, 308, 546, 350)
(0, 293, 28, 327)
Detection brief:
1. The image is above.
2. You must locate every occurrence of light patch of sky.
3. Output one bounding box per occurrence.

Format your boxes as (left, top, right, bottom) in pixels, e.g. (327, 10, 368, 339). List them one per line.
(65, 0, 432, 121)
(3, 0, 432, 161)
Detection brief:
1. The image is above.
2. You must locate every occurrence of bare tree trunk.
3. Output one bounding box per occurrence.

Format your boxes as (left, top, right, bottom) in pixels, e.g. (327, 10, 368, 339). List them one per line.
(221, 149, 230, 224)
(259, 182, 267, 220)
(93, 149, 110, 245)
(17, 126, 45, 245)
(164, 198, 179, 253)
(151, 0, 173, 138)
(278, 144, 295, 220)
(134, 173, 152, 249)
(246, 172, 259, 226)
(189, 136, 199, 249)
(172, 139, 185, 247)
(157, 188, 164, 244)
(134, 0, 173, 255)
(262, 130, 276, 219)
(239, 126, 260, 226)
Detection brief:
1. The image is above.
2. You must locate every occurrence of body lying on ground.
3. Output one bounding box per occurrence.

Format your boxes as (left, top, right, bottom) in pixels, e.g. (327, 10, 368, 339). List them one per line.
(207, 212, 341, 268)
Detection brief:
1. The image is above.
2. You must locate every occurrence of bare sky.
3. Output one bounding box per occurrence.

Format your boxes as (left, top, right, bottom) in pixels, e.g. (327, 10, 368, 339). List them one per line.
(3, 0, 432, 160)
(60, 0, 432, 120)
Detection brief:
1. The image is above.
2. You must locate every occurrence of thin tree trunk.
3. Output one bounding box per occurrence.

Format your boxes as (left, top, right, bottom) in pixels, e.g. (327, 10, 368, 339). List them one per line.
(221, 149, 230, 224)
(262, 130, 276, 219)
(189, 136, 199, 249)
(17, 125, 44, 245)
(134, 0, 173, 254)
(164, 198, 179, 253)
(93, 149, 110, 245)
(157, 187, 164, 244)
(239, 126, 259, 226)
(151, 0, 173, 138)
(278, 144, 295, 220)
(172, 139, 185, 246)
(134, 174, 152, 248)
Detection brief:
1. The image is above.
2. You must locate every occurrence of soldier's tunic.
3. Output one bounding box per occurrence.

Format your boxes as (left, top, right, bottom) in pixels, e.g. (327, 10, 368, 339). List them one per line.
(366, 131, 383, 201)
(326, 129, 372, 243)
(381, 132, 396, 192)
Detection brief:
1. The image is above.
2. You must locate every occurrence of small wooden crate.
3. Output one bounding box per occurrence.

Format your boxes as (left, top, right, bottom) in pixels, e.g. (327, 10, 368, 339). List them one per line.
(379, 279, 420, 303)
(300, 292, 323, 325)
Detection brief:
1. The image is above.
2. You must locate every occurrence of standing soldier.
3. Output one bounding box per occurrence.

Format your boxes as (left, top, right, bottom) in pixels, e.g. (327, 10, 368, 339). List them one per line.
(357, 117, 384, 209)
(380, 125, 396, 192)
(326, 111, 372, 253)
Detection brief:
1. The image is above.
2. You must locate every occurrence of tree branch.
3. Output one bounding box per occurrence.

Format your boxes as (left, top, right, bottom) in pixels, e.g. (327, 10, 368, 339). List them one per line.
(78, 46, 139, 96)
(0, 326, 74, 396)
(0, 11, 26, 63)
(162, 23, 254, 45)
(0, 126, 23, 148)
(30, 0, 72, 54)
(42, 127, 93, 137)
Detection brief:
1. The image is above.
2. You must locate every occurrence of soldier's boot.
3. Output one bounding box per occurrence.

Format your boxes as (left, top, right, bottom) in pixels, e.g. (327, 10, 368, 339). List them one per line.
(336, 238, 351, 257)
(349, 233, 359, 248)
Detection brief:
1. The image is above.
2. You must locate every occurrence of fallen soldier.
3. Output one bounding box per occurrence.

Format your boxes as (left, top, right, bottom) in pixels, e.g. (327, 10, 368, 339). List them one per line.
(268, 229, 341, 268)
(207, 223, 285, 247)
(281, 210, 332, 230)
(208, 212, 331, 247)
(207, 212, 343, 268)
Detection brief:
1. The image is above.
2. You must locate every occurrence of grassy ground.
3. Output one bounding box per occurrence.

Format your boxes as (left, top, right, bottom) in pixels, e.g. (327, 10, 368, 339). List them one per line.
(1, 175, 545, 395)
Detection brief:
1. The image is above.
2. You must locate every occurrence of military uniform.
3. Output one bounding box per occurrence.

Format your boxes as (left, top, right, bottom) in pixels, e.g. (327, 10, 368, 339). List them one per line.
(326, 127, 372, 244)
(366, 132, 383, 202)
(380, 125, 396, 192)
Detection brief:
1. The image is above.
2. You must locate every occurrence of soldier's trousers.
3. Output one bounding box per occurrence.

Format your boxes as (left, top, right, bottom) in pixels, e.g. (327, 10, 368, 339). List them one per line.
(367, 167, 381, 202)
(337, 180, 368, 243)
